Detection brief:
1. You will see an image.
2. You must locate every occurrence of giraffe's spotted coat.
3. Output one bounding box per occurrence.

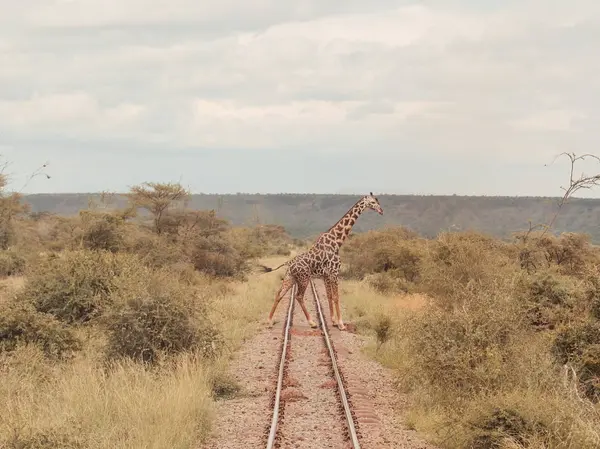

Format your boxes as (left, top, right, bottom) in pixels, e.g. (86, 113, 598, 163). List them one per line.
(266, 193, 384, 330)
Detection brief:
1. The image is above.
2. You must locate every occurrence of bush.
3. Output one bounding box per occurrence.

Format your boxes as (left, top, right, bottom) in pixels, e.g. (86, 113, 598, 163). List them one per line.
(225, 225, 292, 259)
(208, 369, 241, 399)
(81, 212, 125, 252)
(127, 233, 187, 268)
(400, 291, 522, 397)
(104, 274, 222, 364)
(342, 227, 421, 278)
(0, 300, 80, 359)
(552, 322, 600, 364)
(552, 322, 600, 401)
(468, 407, 545, 449)
(0, 250, 26, 276)
(417, 231, 517, 305)
(515, 232, 598, 276)
(19, 250, 148, 324)
(520, 272, 584, 330)
(364, 271, 409, 294)
(191, 236, 247, 278)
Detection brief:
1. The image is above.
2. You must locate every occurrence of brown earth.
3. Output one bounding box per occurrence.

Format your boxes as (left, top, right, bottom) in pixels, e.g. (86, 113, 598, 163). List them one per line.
(198, 279, 439, 449)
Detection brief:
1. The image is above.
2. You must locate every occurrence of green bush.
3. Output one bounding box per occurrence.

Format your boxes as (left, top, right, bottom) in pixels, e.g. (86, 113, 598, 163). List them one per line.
(520, 272, 583, 330)
(81, 212, 125, 252)
(19, 250, 148, 324)
(191, 236, 247, 278)
(400, 292, 522, 396)
(104, 274, 222, 364)
(342, 227, 421, 279)
(0, 300, 80, 359)
(127, 233, 187, 268)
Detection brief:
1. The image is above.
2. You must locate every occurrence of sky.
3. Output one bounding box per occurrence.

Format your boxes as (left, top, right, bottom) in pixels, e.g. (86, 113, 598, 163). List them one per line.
(1, 0, 599, 196)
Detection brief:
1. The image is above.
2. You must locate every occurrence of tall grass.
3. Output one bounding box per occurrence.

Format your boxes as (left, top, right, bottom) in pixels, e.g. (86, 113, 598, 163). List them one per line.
(0, 346, 213, 449)
(0, 251, 291, 449)
(341, 230, 600, 449)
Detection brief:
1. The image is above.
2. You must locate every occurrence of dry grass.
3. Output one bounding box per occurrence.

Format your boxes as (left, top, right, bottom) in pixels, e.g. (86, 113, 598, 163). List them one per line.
(0, 178, 300, 448)
(0, 247, 291, 449)
(209, 253, 298, 351)
(0, 346, 214, 449)
(341, 230, 600, 449)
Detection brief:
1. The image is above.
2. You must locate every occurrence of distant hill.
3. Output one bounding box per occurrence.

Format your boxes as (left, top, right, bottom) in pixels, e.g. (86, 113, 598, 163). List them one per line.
(21, 193, 600, 242)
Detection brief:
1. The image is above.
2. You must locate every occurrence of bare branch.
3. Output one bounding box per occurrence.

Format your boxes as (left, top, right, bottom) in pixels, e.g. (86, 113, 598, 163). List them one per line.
(541, 152, 600, 237)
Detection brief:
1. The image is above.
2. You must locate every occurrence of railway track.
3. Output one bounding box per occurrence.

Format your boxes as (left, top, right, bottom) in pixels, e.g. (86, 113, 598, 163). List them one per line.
(265, 279, 362, 449)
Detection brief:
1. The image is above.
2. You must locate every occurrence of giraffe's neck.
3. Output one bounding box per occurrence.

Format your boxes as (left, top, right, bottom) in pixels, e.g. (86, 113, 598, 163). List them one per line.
(317, 200, 367, 251)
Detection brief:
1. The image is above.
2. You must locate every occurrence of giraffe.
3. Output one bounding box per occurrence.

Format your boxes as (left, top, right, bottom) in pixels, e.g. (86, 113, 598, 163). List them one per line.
(260, 193, 384, 331)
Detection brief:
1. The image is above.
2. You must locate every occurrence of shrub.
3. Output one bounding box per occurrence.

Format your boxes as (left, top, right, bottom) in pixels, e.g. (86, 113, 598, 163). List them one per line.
(191, 236, 247, 278)
(520, 272, 584, 330)
(127, 233, 187, 268)
(418, 231, 517, 305)
(81, 212, 125, 252)
(515, 232, 597, 276)
(0, 300, 80, 359)
(208, 369, 241, 399)
(225, 225, 292, 259)
(552, 322, 600, 364)
(19, 250, 148, 324)
(373, 313, 394, 351)
(342, 227, 421, 278)
(552, 322, 600, 401)
(0, 250, 26, 277)
(104, 274, 222, 364)
(468, 407, 545, 449)
(400, 292, 523, 397)
(365, 272, 409, 294)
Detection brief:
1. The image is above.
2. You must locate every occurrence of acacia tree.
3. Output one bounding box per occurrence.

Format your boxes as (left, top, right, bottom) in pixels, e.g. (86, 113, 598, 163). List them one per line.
(514, 152, 600, 272)
(127, 182, 190, 235)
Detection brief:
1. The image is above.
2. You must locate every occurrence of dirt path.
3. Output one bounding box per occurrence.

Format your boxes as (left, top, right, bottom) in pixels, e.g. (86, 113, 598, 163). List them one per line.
(199, 279, 438, 449)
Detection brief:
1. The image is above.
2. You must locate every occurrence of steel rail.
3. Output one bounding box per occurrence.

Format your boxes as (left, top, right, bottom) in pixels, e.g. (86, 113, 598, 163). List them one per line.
(310, 279, 362, 449)
(265, 284, 296, 449)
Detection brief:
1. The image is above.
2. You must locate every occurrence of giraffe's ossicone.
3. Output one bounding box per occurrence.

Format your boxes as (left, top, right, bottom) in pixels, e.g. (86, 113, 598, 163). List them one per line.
(261, 193, 384, 331)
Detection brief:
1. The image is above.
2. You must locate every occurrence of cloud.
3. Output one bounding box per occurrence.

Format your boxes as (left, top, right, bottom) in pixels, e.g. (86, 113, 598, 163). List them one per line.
(0, 0, 599, 194)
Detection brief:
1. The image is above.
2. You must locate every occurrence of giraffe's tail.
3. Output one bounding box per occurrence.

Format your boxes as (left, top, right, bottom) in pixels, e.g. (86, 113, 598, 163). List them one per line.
(258, 262, 288, 274)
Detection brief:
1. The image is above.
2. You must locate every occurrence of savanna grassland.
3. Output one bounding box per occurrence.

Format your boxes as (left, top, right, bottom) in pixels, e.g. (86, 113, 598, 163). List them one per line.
(339, 227, 600, 449)
(2, 172, 600, 449)
(0, 179, 301, 449)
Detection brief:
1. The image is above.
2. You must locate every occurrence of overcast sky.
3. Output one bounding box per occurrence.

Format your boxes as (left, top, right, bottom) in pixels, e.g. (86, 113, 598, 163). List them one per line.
(1, 0, 599, 196)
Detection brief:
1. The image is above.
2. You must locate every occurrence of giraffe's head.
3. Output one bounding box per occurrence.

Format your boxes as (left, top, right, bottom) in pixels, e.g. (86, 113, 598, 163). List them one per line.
(363, 192, 384, 215)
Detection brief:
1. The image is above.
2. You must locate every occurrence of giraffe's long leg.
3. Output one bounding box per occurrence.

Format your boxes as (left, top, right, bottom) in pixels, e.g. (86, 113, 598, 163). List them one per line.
(267, 276, 294, 326)
(296, 278, 318, 329)
(331, 278, 346, 331)
(324, 277, 338, 327)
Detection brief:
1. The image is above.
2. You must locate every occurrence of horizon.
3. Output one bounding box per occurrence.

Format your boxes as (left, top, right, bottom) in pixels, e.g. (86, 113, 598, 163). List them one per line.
(19, 191, 600, 201)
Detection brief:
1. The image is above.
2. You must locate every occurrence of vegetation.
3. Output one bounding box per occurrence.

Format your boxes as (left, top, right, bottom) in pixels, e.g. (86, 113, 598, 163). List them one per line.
(22, 191, 600, 242)
(340, 231, 600, 448)
(0, 170, 296, 449)
(4, 152, 600, 449)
